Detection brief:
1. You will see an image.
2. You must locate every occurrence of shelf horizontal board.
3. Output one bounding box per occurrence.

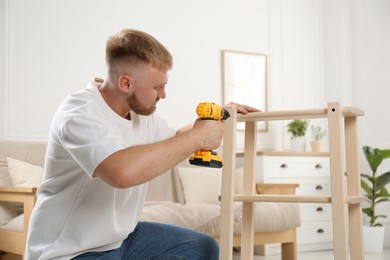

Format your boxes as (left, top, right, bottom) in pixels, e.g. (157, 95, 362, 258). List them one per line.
(234, 194, 367, 204)
(236, 107, 365, 122)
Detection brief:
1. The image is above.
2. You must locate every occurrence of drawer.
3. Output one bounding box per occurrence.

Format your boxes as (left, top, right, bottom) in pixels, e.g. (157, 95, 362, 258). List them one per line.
(297, 221, 333, 244)
(266, 178, 330, 195)
(257, 221, 334, 255)
(297, 181, 330, 195)
(265, 156, 329, 178)
(300, 204, 332, 222)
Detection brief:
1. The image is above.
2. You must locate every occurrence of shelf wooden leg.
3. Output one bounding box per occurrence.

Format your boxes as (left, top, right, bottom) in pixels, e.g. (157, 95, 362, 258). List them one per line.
(327, 102, 349, 260)
(241, 121, 257, 260)
(219, 108, 237, 260)
(345, 116, 365, 260)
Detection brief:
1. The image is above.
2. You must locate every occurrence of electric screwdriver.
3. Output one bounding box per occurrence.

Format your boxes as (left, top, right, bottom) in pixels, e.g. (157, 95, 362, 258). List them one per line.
(189, 102, 230, 168)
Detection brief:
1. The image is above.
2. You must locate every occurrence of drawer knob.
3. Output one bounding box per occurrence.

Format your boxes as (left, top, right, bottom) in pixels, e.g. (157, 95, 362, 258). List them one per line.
(316, 207, 324, 212)
(317, 228, 325, 234)
(280, 163, 288, 169)
(315, 164, 322, 169)
(315, 185, 323, 190)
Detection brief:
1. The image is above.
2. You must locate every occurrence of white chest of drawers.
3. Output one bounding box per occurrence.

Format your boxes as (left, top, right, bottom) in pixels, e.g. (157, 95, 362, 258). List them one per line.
(237, 151, 333, 254)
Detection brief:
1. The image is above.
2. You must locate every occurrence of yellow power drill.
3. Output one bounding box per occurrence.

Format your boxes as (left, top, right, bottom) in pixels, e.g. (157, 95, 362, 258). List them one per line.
(189, 102, 230, 168)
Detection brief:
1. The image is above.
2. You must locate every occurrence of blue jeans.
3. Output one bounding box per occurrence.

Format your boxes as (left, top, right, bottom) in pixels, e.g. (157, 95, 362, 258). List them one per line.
(73, 221, 219, 260)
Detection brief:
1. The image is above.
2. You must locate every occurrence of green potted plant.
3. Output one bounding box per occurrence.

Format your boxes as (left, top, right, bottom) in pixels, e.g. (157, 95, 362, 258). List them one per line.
(310, 125, 326, 152)
(361, 146, 390, 253)
(286, 119, 309, 151)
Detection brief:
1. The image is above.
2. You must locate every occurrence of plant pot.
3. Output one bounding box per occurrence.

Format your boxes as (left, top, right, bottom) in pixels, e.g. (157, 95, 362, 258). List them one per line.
(363, 225, 385, 254)
(291, 137, 307, 152)
(310, 140, 324, 152)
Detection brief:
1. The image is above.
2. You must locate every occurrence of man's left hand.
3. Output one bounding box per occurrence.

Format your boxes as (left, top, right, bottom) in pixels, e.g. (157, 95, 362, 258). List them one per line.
(224, 102, 261, 115)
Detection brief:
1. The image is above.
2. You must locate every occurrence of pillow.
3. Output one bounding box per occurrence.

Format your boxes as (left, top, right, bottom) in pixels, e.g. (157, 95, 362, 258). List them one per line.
(0, 156, 14, 186)
(0, 156, 20, 226)
(177, 166, 244, 204)
(1, 213, 24, 232)
(140, 201, 221, 232)
(6, 157, 44, 187)
(178, 167, 221, 204)
(197, 202, 301, 235)
(141, 201, 300, 236)
(0, 203, 20, 226)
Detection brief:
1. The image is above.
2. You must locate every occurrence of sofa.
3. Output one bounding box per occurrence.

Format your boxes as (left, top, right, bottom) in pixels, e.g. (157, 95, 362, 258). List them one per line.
(0, 141, 300, 260)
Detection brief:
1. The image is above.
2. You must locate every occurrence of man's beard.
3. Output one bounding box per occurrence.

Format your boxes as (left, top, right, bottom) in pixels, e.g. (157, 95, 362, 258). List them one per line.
(127, 92, 156, 116)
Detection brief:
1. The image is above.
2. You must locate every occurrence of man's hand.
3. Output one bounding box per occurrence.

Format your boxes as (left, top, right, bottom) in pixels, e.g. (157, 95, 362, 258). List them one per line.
(223, 102, 261, 115)
(192, 118, 224, 151)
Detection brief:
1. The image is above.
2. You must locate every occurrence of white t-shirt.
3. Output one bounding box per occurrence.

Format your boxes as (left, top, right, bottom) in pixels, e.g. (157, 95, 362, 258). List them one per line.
(25, 79, 176, 260)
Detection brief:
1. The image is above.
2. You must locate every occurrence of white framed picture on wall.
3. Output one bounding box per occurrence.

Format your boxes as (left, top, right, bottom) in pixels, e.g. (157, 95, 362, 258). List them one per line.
(221, 50, 268, 132)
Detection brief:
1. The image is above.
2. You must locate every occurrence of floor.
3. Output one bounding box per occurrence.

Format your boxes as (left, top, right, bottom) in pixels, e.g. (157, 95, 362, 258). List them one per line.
(232, 247, 390, 260)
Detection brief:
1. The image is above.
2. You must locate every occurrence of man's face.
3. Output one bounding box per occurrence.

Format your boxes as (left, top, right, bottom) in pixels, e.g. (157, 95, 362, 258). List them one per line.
(127, 64, 168, 116)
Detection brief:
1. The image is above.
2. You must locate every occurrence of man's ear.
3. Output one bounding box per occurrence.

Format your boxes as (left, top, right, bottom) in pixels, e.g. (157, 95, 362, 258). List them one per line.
(118, 75, 133, 93)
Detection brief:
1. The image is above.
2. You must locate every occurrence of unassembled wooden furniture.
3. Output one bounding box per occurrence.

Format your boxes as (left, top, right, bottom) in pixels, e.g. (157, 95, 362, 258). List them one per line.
(219, 102, 365, 260)
(0, 187, 36, 260)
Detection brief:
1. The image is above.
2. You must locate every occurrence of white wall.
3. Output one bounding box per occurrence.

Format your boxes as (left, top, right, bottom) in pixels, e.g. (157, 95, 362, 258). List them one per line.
(268, 0, 325, 151)
(0, 0, 327, 151)
(0, 0, 270, 140)
(3, 1, 389, 150)
(1, 0, 390, 246)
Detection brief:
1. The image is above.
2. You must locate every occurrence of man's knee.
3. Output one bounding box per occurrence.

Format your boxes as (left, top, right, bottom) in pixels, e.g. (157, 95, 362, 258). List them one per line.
(194, 233, 219, 259)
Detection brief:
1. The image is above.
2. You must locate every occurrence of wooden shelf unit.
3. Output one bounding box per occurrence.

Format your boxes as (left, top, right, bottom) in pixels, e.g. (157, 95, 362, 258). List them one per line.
(219, 102, 365, 260)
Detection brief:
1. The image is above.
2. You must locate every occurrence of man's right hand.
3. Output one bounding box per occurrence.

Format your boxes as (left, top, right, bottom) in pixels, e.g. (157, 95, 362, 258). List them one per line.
(191, 118, 224, 151)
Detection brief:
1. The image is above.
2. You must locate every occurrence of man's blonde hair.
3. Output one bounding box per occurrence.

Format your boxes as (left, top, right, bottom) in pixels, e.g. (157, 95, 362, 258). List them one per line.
(106, 29, 173, 72)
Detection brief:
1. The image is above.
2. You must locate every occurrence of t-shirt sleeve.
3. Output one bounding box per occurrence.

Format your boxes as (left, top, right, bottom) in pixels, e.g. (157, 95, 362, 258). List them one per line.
(59, 115, 125, 178)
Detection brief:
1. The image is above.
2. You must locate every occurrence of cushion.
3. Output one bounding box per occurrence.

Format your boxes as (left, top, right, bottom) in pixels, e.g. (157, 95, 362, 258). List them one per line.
(140, 201, 221, 231)
(0, 157, 13, 186)
(145, 167, 185, 204)
(177, 166, 244, 204)
(1, 213, 24, 232)
(3, 201, 301, 235)
(139, 201, 301, 236)
(6, 157, 44, 187)
(0, 203, 20, 226)
(0, 157, 22, 225)
(198, 202, 300, 235)
(232, 202, 301, 234)
(177, 167, 222, 204)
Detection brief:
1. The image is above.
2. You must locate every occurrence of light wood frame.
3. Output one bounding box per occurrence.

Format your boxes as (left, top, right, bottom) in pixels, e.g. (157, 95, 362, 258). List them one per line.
(219, 102, 365, 260)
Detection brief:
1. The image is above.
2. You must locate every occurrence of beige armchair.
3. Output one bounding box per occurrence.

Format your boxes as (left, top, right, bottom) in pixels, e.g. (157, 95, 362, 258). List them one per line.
(0, 187, 36, 260)
(0, 141, 301, 260)
(0, 141, 46, 260)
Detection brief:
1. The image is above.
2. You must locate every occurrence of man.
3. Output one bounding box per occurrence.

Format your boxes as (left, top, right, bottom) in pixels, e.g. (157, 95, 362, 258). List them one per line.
(25, 29, 259, 259)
